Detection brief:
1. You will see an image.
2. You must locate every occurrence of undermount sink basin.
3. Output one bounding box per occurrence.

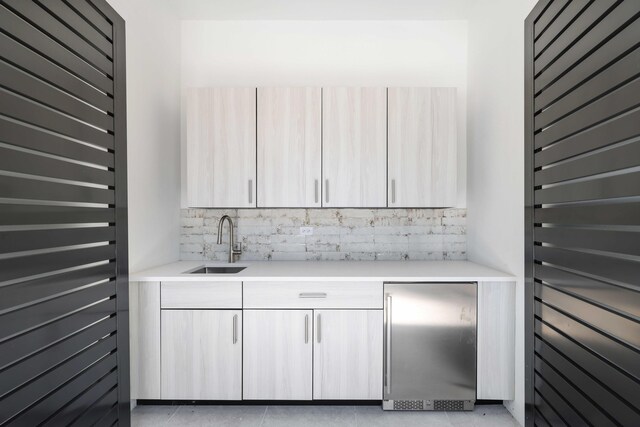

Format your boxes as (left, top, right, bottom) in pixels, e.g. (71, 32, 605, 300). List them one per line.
(187, 266, 246, 274)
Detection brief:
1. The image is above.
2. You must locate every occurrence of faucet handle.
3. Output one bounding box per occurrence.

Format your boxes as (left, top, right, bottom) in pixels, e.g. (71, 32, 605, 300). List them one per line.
(232, 243, 242, 255)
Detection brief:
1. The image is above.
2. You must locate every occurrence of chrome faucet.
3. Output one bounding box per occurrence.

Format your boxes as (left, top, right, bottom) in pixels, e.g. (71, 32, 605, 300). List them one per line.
(217, 215, 242, 263)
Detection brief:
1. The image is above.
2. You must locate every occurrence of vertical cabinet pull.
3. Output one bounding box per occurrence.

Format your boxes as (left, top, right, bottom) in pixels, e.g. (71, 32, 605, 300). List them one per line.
(385, 294, 392, 394)
(314, 179, 319, 204)
(325, 180, 329, 204)
(233, 314, 238, 344)
(317, 313, 322, 343)
(305, 314, 309, 344)
(248, 180, 253, 204)
(391, 180, 396, 204)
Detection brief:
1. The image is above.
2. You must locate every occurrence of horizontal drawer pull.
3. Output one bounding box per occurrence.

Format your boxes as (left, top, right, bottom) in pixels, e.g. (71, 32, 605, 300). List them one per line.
(299, 292, 327, 298)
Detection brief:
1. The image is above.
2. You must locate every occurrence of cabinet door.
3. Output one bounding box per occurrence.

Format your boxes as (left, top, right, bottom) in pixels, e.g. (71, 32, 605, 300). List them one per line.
(322, 88, 387, 207)
(313, 310, 383, 399)
(243, 310, 312, 400)
(388, 87, 457, 207)
(477, 281, 515, 400)
(186, 88, 256, 207)
(161, 310, 242, 400)
(257, 87, 321, 207)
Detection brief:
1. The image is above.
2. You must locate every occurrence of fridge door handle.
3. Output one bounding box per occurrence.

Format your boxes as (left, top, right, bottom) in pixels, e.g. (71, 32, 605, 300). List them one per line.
(385, 294, 392, 395)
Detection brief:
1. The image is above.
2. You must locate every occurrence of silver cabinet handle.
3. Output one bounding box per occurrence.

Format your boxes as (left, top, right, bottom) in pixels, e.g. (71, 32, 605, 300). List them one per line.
(233, 314, 238, 344)
(305, 314, 309, 344)
(391, 180, 396, 204)
(325, 179, 329, 204)
(314, 179, 319, 204)
(385, 294, 392, 394)
(248, 180, 253, 204)
(317, 313, 321, 343)
(299, 292, 327, 298)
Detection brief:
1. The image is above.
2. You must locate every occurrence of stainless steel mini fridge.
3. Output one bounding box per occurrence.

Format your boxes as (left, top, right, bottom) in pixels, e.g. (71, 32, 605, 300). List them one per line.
(382, 282, 477, 411)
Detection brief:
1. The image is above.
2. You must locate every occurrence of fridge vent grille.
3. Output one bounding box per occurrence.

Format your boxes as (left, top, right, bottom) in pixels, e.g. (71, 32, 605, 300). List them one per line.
(393, 400, 424, 410)
(434, 400, 464, 411)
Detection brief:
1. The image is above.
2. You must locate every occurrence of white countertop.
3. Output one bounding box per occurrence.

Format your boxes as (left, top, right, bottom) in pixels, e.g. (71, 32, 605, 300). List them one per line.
(131, 260, 515, 282)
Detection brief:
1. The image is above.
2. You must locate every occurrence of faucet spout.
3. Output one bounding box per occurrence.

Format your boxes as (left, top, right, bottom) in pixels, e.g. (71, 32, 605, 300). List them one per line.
(217, 215, 242, 263)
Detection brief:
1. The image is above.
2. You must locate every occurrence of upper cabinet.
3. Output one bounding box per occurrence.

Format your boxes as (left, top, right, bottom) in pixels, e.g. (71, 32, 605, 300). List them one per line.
(388, 88, 457, 207)
(257, 88, 322, 207)
(186, 88, 257, 208)
(322, 88, 387, 207)
(185, 86, 457, 208)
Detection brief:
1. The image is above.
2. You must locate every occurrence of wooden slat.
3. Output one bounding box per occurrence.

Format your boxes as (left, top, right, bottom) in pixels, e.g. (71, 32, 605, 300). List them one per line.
(0, 32, 113, 113)
(534, 0, 570, 40)
(0, 175, 114, 204)
(1, 353, 117, 426)
(45, 368, 118, 426)
(535, 246, 640, 290)
(535, 77, 640, 148)
(0, 204, 114, 226)
(535, 2, 640, 92)
(536, 319, 640, 408)
(65, 0, 113, 41)
(534, 226, 640, 257)
(0, 263, 115, 313)
(535, 140, 640, 185)
(534, 390, 567, 427)
(0, 5, 112, 94)
(534, 202, 640, 226)
(535, 356, 615, 426)
(0, 298, 115, 369)
(534, 0, 617, 75)
(0, 244, 116, 283)
(536, 6, 640, 108)
(535, 264, 640, 318)
(535, 339, 636, 426)
(536, 301, 640, 380)
(0, 226, 115, 254)
(534, 0, 592, 58)
(534, 203, 640, 225)
(0, 281, 115, 340)
(38, 0, 113, 52)
(68, 387, 118, 427)
(535, 46, 640, 130)
(0, 61, 114, 131)
(0, 146, 114, 186)
(0, 118, 114, 168)
(535, 109, 640, 167)
(0, 90, 114, 150)
(534, 373, 583, 427)
(535, 171, 640, 204)
(0, 317, 116, 396)
(3, 0, 113, 71)
(536, 282, 640, 348)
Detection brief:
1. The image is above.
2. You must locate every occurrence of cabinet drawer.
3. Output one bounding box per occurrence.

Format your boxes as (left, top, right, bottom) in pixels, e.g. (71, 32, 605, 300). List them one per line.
(161, 281, 242, 309)
(243, 281, 382, 309)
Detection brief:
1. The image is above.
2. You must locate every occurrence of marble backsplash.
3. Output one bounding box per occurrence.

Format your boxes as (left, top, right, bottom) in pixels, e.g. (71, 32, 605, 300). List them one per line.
(180, 208, 466, 262)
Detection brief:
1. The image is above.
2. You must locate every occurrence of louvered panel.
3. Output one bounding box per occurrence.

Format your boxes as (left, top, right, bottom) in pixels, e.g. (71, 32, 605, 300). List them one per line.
(534, 0, 570, 40)
(0, 0, 128, 425)
(526, 2, 640, 426)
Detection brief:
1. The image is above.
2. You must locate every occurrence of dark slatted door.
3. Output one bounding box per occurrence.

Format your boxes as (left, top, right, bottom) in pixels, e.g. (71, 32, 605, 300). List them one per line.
(0, 0, 129, 425)
(526, 1, 640, 426)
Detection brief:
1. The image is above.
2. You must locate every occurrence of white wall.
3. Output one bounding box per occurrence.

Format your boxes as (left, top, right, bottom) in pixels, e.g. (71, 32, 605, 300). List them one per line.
(107, 0, 182, 272)
(180, 20, 468, 208)
(466, 1, 538, 425)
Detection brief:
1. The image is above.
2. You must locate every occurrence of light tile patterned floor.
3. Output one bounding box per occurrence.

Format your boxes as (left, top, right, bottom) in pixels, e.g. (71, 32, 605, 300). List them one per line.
(132, 404, 520, 427)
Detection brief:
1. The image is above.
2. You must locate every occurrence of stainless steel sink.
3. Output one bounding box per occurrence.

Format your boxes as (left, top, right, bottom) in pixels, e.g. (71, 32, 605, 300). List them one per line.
(187, 266, 246, 274)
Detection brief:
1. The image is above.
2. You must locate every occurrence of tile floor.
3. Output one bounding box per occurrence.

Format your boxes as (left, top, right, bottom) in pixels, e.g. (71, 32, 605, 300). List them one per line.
(132, 404, 520, 427)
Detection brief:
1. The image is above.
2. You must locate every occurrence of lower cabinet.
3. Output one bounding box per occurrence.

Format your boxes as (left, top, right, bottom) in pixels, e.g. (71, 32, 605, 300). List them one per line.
(243, 310, 313, 400)
(243, 309, 383, 400)
(313, 310, 383, 399)
(161, 310, 242, 400)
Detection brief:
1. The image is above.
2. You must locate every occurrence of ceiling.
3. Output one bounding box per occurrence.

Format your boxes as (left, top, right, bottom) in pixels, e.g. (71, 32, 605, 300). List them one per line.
(178, 0, 475, 20)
